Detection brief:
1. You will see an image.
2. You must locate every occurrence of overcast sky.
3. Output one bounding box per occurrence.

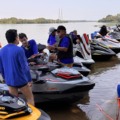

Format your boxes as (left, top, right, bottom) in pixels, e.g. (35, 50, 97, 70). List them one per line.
(0, 0, 120, 20)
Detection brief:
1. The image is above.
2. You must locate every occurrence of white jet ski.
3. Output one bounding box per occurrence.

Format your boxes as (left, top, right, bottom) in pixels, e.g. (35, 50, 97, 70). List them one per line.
(73, 33, 95, 68)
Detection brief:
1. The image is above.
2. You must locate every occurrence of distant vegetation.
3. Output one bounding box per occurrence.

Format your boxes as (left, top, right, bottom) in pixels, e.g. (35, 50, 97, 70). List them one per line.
(0, 17, 67, 24)
(98, 14, 120, 22)
(0, 17, 97, 24)
(68, 20, 96, 22)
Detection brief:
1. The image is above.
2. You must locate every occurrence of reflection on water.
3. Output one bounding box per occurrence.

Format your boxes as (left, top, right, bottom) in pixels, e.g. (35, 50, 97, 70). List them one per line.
(39, 54, 120, 120)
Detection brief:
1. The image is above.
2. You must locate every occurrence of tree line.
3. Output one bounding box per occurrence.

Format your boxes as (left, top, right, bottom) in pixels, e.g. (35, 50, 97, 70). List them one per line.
(98, 14, 120, 22)
(0, 17, 68, 24)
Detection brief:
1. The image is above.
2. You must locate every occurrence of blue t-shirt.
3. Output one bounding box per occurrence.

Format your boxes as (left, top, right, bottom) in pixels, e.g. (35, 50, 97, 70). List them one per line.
(59, 36, 73, 64)
(47, 35, 56, 45)
(0, 44, 31, 87)
(22, 39, 38, 58)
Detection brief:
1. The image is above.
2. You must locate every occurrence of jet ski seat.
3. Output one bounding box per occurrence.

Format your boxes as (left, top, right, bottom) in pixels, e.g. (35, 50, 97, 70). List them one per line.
(51, 67, 82, 80)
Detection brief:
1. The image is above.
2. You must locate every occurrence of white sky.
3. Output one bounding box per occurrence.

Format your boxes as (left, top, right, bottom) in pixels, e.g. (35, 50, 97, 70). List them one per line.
(0, 0, 119, 20)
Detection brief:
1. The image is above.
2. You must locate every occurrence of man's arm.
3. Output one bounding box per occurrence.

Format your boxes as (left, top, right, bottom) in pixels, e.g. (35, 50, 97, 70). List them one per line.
(56, 47, 68, 52)
(32, 40, 38, 54)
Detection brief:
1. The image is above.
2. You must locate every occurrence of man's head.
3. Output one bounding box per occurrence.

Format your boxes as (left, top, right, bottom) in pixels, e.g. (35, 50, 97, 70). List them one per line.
(19, 33, 28, 47)
(49, 27, 57, 36)
(73, 30, 77, 35)
(5, 29, 19, 44)
(57, 25, 66, 38)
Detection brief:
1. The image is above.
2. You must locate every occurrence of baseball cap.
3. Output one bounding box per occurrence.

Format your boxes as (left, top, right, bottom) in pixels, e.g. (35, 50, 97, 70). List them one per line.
(49, 27, 56, 35)
(57, 26, 66, 32)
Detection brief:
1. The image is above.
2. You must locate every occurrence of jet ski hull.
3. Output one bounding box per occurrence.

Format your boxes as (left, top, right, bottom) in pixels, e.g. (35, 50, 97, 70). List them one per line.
(0, 79, 95, 104)
(73, 56, 95, 68)
(0, 92, 51, 120)
(13, 105, 51, 120)
(109, 32, 120, 42)
(30, 72, 95, 103)
(0, 69, 95, 104)
(74, 63, 93, 69)
(91, 39, 116, 61)
(92, 54, 114, 61)
(32, 81, 95, 103)
(110, 47, 120, 54)
(73, 66, 90, 76)
(97, 38, 120, 54)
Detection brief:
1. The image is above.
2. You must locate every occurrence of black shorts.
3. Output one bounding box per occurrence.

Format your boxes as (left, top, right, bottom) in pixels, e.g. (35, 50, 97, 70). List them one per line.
(9, 83, 28, 89)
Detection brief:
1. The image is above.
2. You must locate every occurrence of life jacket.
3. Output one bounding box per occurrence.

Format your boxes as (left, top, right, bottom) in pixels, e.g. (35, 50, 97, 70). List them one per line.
(57, 35, 73, 60)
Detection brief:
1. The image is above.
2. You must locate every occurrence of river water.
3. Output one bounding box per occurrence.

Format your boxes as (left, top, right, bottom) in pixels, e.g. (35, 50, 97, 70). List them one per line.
(0, 22, 105, 46)
(0, 22, 119, 120)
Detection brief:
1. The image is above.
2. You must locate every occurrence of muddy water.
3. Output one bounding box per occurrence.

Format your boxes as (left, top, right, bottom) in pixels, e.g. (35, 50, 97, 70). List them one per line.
(40, 54, 120, 120)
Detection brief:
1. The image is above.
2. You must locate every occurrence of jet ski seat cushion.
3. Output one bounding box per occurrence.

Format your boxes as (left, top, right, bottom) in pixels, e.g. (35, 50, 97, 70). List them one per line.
(51, 67, 82, 79)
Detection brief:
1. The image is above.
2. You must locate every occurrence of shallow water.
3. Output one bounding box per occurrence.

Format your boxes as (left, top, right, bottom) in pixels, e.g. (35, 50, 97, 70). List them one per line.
(39, 54, 120, 120)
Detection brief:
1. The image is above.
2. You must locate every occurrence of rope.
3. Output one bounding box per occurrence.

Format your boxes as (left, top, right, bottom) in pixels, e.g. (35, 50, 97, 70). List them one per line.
(96, 104, 114, 120)
(116, 98, 120, 120)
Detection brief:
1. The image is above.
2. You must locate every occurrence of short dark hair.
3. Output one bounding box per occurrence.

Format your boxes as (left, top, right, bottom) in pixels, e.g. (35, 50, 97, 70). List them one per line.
(19, 33, 28, 39)
(57, 25, 66, 31)
(5, 29, 17, 43)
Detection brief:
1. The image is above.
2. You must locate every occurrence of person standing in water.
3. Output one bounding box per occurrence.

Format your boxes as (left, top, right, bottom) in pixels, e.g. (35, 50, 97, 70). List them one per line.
(0, 29, 34, 106)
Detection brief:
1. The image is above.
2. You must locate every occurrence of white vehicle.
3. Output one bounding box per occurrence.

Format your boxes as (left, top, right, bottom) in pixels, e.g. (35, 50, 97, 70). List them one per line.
(74, 33, 95, 68)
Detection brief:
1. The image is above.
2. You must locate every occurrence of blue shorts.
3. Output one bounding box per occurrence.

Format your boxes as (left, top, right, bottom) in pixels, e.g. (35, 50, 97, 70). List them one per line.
(9, 83, 28, 88)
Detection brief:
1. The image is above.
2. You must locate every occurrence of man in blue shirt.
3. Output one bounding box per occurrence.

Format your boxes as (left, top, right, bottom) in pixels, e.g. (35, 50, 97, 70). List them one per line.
(0, 29, 34, 106)
(55, 26, 74, 67)
(19, 33, 38, 58)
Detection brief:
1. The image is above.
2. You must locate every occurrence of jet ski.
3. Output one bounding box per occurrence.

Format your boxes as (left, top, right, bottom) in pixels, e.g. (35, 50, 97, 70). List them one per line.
(28, 53, 91, 76)
(30, 62, 90, 77)
(101, 36, 120, 54)
(0, 91, 51, 120)
(38, 43, 46, 53)
(112, 24, 120, 33)
(90, 39, 116, 61)
(109, 31, 120, 41)
(0, 67, 95, 103)
(91, 31, 120, 54)
(29, 67, 95, 103)
(73, 33, 95, 68)
(108, 25, 120, 41)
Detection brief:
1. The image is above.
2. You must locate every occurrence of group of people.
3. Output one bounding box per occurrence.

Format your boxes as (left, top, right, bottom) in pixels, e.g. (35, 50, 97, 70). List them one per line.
(47, 26, 74, 67)
(0, 25, 81, 106)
